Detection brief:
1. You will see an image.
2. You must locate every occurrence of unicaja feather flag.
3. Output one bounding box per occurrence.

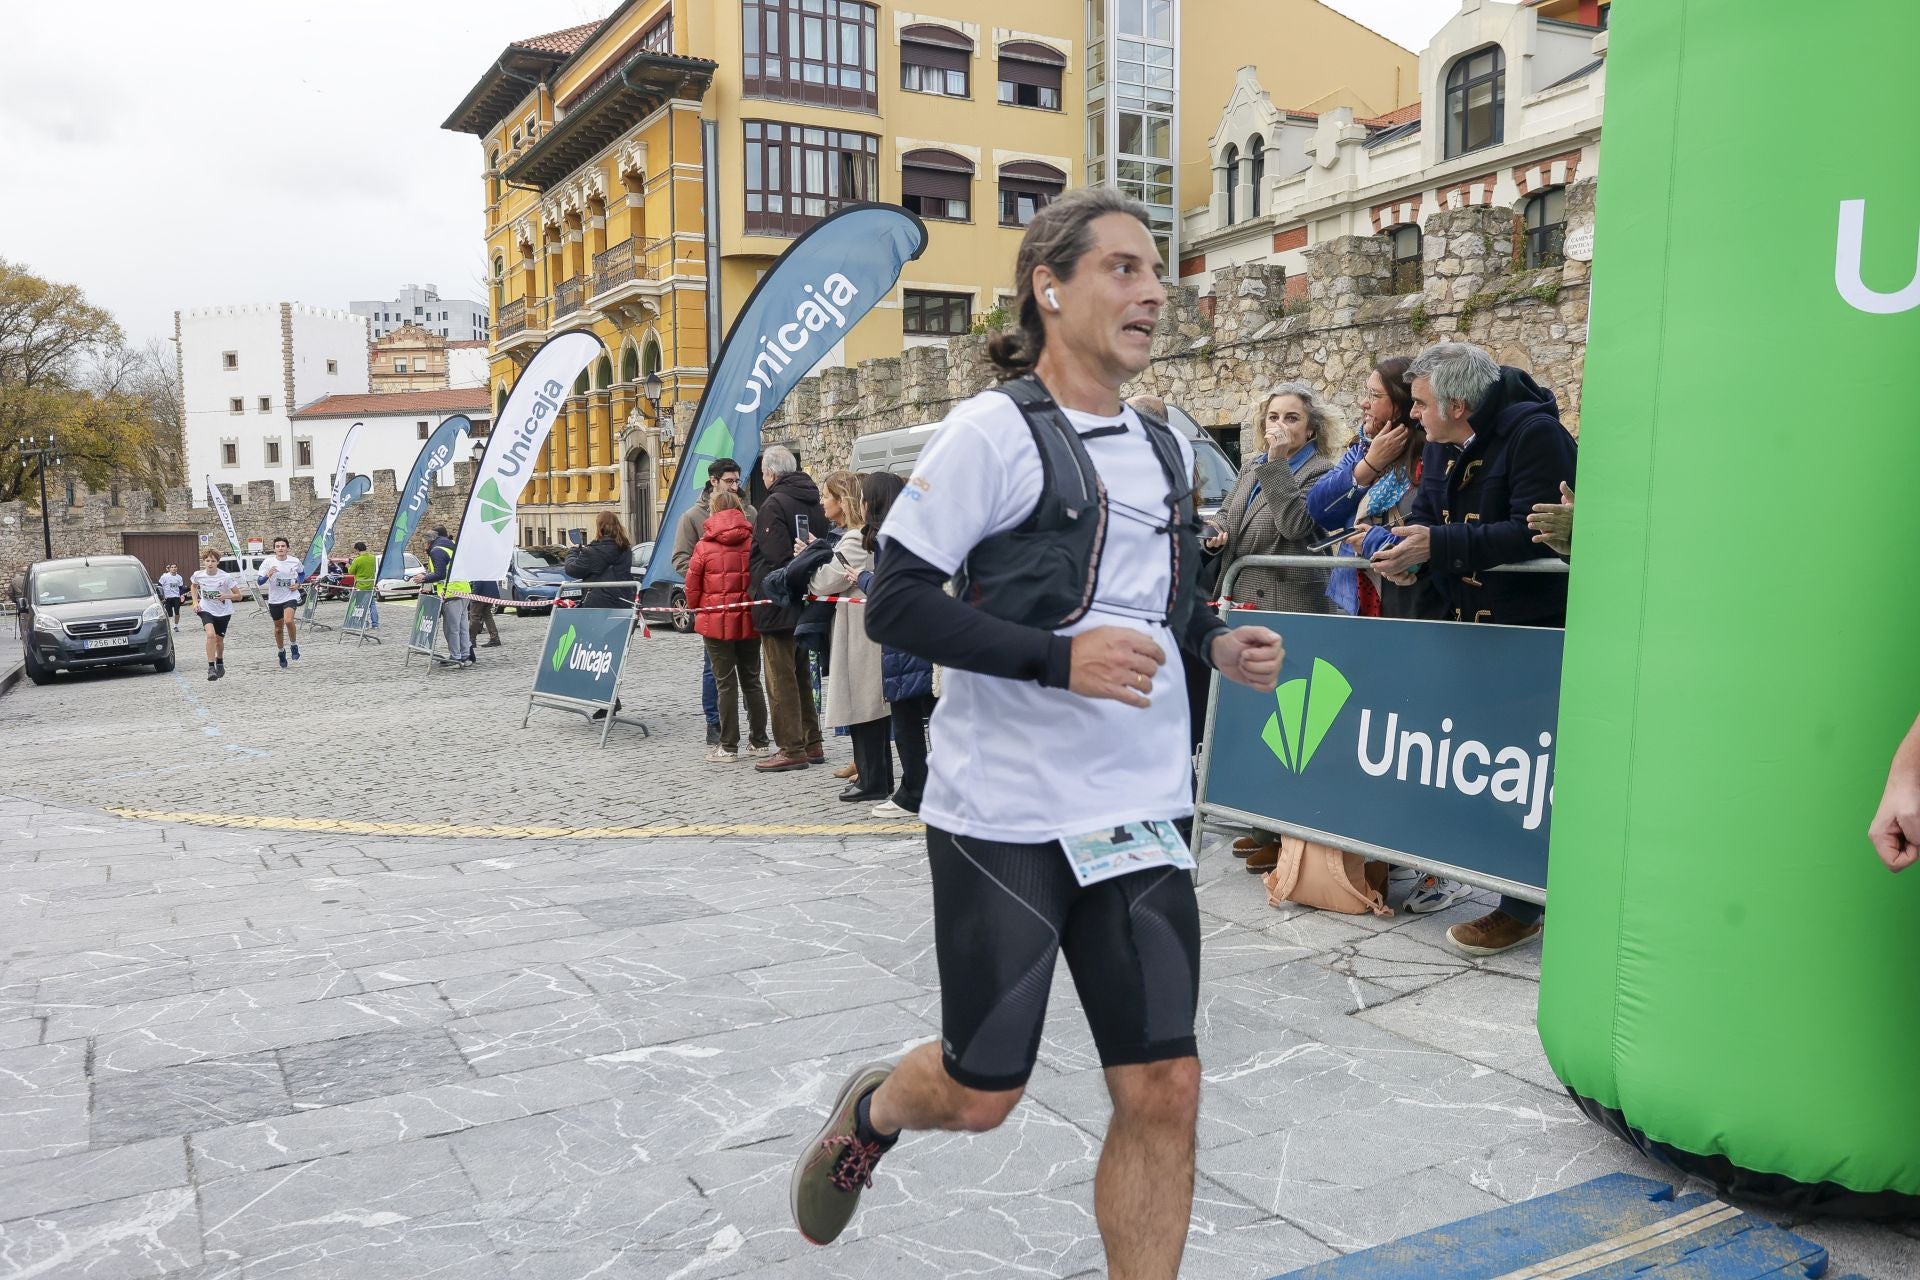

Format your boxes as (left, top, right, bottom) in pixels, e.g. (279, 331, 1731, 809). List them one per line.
(205, 475, 242, 555)
(448, 332, 604, 583)
(639, 204, 927, 587)
(301, 422, 363, 577)
(303, 474, 372, 574)
(379, 415, 469, 581)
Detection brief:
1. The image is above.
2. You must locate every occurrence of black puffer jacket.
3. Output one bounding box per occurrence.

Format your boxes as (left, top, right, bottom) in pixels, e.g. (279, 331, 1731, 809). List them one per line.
(749, 471, 827, 634)
(563, 536, 636, 610)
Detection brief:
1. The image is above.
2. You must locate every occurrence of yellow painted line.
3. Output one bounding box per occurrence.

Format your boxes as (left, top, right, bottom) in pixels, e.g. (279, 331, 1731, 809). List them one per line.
(107, 807, 924, 839)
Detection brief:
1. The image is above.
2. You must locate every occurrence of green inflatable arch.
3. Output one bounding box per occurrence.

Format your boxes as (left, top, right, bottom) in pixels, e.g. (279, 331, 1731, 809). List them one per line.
(1540, 1, 1920, 1211)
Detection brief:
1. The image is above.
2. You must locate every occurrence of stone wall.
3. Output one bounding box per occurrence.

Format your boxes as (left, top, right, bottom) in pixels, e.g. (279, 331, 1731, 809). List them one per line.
(761, 178, 1595, 468)
(2, 463, 477, 591)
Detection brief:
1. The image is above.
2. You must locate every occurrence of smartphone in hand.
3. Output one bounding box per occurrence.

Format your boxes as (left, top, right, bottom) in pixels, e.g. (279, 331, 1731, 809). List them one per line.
(795, 515, 812, 542)
(1309, 527, 1362, 553)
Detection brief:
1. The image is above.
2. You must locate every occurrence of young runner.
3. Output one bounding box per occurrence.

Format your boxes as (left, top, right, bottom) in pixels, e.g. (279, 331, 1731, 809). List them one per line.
(788, 188, 1285, 1278)
(189, 548, 241, 680)
(256, 537, 304, 669)
(157, 563, 185, 632)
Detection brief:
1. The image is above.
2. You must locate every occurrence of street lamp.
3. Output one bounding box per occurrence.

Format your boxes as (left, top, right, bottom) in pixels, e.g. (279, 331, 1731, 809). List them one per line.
(16, 434, 58, 559)
(641, 370, 670, 454)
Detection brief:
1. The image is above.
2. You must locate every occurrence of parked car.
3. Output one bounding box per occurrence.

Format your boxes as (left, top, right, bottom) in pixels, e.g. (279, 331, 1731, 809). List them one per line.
(504, 548, 567, 614)
(375, 553, 425, 600)
(630, 542, 693, 633)
(13, 555, 176, 684)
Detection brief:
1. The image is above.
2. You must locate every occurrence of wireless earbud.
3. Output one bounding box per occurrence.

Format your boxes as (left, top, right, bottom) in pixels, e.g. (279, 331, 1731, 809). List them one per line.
(1045, 287, 1060, 310)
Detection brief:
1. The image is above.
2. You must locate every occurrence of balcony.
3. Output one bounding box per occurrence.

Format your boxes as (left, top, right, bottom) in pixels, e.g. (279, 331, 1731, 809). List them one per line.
(589, 236, 671, 325)
(555, 277, 585, 319)
(495, 297, 547, 356)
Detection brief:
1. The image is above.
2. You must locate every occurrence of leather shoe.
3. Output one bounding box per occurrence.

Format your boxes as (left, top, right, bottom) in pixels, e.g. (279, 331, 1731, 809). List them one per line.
(1231, 836, 1263, 858)
(481, 639, 502, 647)
(839, 786, 888, 803)
(755, 753, 811, 773)
(805, 747, 827, 764)
(1244, 843, 1281, 873)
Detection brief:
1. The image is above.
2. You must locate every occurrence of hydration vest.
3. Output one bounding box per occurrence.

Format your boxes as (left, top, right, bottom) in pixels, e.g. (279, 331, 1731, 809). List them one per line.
(956, 374, 1202, 634)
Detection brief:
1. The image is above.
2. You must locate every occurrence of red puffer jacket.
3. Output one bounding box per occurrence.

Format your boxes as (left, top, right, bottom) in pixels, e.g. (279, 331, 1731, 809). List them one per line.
(685, 509, 758, 642)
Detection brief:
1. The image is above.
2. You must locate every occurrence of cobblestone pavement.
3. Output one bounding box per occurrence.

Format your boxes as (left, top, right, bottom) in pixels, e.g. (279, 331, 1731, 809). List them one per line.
(2, 608, 1916, 1278)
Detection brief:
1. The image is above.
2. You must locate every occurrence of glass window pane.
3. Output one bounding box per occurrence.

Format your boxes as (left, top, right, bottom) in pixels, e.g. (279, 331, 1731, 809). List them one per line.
(1146, 65, 1172, 89)
(1147, 43, 1173, 67)
(1145, 115, 1171, 158)
(1119, 0, 1143, 35)
(1147, 0, 1172, 40)
(1117, 111, 1144, 154)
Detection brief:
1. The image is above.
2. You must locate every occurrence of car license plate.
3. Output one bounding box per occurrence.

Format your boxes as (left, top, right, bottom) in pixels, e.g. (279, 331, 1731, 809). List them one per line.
(83, 636, 129, 650)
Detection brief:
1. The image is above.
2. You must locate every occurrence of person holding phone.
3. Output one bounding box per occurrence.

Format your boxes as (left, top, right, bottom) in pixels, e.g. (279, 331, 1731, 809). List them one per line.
(750, 444, 829, 772)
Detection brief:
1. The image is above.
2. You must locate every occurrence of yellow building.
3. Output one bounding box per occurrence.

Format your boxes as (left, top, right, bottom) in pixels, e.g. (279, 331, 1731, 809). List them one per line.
(445, 1, 1413, 544)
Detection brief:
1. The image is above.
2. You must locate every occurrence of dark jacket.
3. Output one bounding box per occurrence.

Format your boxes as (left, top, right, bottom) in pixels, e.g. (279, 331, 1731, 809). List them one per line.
(855, 562, 934, 703)
(685, 509, 757, 642)
(418, 535, 455, 591)
(563, 536, 636, 610)
(749, 471, 827, 634)
(765, 529, 840, 655)
(1397, 367, 1576, 626)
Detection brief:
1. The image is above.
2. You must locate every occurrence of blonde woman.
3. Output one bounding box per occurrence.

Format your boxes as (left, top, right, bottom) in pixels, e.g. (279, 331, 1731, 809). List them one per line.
(809, 470, 892, 802)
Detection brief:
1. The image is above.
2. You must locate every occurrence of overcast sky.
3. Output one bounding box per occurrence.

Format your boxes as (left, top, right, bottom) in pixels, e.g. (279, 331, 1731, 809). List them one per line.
(0, 0, 1453, 351)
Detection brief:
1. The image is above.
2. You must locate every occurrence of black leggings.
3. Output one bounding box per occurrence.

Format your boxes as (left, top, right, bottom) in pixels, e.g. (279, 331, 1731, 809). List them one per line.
(927, 824, 1201, 1091)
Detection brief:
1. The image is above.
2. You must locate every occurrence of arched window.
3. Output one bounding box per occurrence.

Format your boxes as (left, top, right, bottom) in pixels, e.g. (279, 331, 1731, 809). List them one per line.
(1523, 187, 1567, 269)
(1220, 144, 1239, 226)
(640, 338, 662, 379)
(573, 370, 589, 396)
(620, 343, 639, 383)
(496, 383, 509, 415)
(901, 23, 971, 98)
(997, 40, 1064, 110)
(1445, 46, 1505, 158)
(593, 355, 612, 390)
(1245, 136, 1265, 219)
(491, 256, 504, 313)
(998, 160, 1066, 227)
(489, 149, 501, 202)
(1387, 224, 1422, 293)
(900, 148, 974, 223)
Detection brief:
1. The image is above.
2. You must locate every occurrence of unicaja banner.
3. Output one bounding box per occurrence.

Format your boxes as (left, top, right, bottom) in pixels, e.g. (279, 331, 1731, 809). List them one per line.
(449, 333, 604, 584)
(301, 422, 363, 577)
(205, 475, 242, 553)
(380, 415, 469, 581)
(640, 204, 927, 587)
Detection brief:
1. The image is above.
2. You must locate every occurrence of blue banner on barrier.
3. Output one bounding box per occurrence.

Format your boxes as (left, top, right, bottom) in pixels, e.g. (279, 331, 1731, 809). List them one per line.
(405, 593, 442, 665)
(531, 607, 632, 707)
(1205, 612, 1563, 893)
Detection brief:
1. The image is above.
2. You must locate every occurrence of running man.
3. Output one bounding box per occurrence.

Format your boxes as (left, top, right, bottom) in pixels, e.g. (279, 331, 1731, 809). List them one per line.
(157, 563, 185, 632)
(789, 188, 1285, 1278)
(256, 536, 304, 668)
(189, 548, 241, 680)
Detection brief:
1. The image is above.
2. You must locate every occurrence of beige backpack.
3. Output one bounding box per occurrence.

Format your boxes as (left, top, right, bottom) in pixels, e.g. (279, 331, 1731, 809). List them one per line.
(1261, 835, 1394, 917)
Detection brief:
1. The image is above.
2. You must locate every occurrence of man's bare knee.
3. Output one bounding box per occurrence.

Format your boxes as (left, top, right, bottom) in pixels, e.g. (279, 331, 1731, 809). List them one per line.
(953, 1085, 1024, 1133)
(1106, 1057, 1201, 1128)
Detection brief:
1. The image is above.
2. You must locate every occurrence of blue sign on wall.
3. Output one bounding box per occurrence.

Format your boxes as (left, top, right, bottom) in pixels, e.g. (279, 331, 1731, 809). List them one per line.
(531, 607, 633, 708)
(1203, 611, 1564, 894)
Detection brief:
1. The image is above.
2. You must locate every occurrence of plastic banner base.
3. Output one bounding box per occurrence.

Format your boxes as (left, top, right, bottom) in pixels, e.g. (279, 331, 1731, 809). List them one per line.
(1271, 1173, 1867, 1280)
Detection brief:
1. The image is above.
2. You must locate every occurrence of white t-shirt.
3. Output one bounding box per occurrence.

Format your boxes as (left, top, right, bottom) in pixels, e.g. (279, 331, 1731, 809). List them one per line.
(191, 569, 238, 617)
(880, 389, 1196, 844)
(158, 572, 184, 600)
(259, 554, 302, 604)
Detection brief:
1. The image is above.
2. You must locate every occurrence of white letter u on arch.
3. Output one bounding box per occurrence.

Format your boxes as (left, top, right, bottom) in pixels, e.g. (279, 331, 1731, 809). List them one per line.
(1835, 200, 1920, 315)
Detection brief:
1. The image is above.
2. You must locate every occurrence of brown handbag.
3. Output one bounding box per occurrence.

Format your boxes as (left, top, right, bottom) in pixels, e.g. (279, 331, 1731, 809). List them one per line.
(1261, 835, 1394, 917)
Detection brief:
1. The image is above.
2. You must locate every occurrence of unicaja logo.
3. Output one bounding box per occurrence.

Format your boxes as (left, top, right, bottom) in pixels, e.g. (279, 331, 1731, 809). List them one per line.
(552, 624, 577, 672)
(1261, 658, 1352, 773)
(1835, 200, 1920, 315)
(478, 478, 513, 534)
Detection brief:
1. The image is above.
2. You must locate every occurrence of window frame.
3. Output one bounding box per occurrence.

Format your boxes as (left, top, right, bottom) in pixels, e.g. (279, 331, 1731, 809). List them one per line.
(295, 439, 313, 469)
(257, 396, 271, 413)
(229, 397, 244, 415)
(1522, 187, 1567, 269)
(900, 148, 973, 223)
(901, 289, 972, 337)
(996, 40, 1065, 112)
(265, 439, 281, 466)
(1387, 224, 1422, 294)
(1220, 143, 1239, 226)
(742, 119, 880, 237)
(741, 0, 879, 113)
(997, 161, 1066, 229)
(639, 9, 673, 53)
(1245, 135, 1265, 219)
(221, 440, 239, 467)
(900, 23, 970, 99)
(1444, 45, 1506, 159)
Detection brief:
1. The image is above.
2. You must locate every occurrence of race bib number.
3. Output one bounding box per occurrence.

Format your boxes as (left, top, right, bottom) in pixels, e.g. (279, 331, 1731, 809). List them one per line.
(1059, 820, 1194, 887)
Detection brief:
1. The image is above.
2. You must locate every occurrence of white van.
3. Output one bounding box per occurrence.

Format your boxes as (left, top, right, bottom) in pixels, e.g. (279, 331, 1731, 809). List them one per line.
(848, 402, 1241, 522)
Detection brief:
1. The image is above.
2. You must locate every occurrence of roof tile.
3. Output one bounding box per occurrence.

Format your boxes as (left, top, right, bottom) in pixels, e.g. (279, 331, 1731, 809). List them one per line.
(511, 21, 601, 57)
(292, 387, 492, 421)
(1363, 101, 1423, 128)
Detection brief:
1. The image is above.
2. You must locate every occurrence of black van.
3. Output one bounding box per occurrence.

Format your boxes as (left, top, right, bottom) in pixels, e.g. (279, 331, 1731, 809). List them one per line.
(12, 555, 176, 684)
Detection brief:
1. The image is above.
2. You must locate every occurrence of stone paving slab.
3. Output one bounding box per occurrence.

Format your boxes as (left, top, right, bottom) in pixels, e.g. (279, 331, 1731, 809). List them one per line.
(1, 627, 1917, 1277)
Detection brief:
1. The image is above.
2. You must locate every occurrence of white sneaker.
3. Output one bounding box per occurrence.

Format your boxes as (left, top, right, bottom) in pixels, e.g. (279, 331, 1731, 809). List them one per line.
(1403, 875, 1473, 915)
(746, 744, 775, 758)
(870, 799, 914, 819)
(707, 746, 739, 763)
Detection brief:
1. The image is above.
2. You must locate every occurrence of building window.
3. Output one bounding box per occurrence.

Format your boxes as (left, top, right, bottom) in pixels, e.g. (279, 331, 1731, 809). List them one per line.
(417, 421, 431, 440)
(743, 119, 879, 237)
(1245, 135, 1265, 219)
(222, 351, 237, 369)
(221, 441, 238, 466)
(266, 440, 281, 465)
(741, 0, 878, 112)
(997, 40, 1064, 110)
(295, 440, 313, 468)
(109, 484, 121, 507)
(229, 397, 244, 414)
(998, 160, 1065, 227)
(1117, 0, 1174, 38)
(1220, 143, 1238, 225)
(393, 359, 408, 374)
(327, 360, 338, 374)
(901, 23, 969, 98)
(640, 10, 673, 52)
(1444, 45, 1505, 159)
(903, 290, 971, 336)
(900, 149, 972, 222)
(1523, 187, 1567, 269)
(413, 358, 427, 373)
(1388, 224, 1422, 293)
(65, 480, 76, 507)
(253, 396, 267, 412)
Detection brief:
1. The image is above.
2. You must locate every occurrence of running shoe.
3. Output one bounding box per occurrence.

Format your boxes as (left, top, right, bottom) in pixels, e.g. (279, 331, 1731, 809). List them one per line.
(216, 659, 224, 676)
(707, 746, 739, 763)
(290, 644, 300, 661)
(206, 663, 218, 681)
(1447, 910, 1543, 956)
(792, 1062, 893, 1246)
(277, 650, 288, 669)
(1403, 875, 1473, 915)
(746, 744, 775, 758)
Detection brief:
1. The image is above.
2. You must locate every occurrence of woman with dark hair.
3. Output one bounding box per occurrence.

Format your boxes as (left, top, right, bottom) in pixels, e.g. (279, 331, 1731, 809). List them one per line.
(808, 471, 892, 803)
(562, 511, 637, 610)
(1308, 357, 1443, 621)
(859, 471, 934, 818)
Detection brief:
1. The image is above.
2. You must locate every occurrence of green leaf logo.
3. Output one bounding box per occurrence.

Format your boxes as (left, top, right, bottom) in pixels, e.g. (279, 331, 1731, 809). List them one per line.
(1261, 658, 1353, 774)
(479, 477, 513, 534)
(552, 624, 577, 672)
(691, 419, 734, 462)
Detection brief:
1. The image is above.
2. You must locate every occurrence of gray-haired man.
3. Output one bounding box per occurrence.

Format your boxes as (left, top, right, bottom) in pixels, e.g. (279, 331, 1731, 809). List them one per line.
(1370, 340, 1576, 957)
(749, 445, 827, 770)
